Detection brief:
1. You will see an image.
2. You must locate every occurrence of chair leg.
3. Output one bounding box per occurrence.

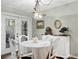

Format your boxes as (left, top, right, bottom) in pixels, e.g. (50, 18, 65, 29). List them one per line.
(16, 54, 21, 59)
(17, 56, 19, 59)
(55, 56, 64, 59)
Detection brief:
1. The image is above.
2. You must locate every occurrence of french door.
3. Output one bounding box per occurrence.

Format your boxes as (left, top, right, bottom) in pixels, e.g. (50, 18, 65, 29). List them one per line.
(1, 14, 32, 55)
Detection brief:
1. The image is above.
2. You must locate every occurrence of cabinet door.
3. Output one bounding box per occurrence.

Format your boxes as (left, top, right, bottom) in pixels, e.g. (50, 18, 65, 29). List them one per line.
(64, 37, 70, 57)
(54, 37, 65, 57)
(54, 36, 70, 58)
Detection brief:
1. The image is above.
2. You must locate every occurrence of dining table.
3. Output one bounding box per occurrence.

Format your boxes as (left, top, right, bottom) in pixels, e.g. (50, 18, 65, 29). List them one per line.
(20, 40, 51, 59)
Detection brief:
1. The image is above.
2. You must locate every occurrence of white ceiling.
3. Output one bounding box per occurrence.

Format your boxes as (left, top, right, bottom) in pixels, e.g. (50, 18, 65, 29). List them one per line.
(1, 0, 77, 16)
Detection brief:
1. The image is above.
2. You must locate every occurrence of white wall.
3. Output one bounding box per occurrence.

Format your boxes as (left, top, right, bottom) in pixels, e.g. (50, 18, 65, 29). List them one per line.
(59, 14, 78, 56)
(32, 1, 78, 56)
(43, 1, 78, 17)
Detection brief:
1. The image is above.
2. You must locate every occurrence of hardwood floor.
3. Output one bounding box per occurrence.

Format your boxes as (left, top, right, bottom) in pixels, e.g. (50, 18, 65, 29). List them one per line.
(22, 57, 31, 59)
(51, 56, 77, 59)
(68, 57, 77, 59)
(1, 54, 77, 59)
(1, 53, 32, 59)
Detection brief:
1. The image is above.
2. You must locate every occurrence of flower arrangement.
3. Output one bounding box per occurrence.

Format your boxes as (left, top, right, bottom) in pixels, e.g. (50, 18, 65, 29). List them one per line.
(59, 27, 69, 33)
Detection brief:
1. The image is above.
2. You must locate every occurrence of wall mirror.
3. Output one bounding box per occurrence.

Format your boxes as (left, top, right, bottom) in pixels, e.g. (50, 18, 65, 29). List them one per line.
(54, 20, 62, 29)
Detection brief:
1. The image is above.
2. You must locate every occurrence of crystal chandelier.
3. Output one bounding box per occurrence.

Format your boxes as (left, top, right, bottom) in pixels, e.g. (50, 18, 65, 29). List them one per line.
(33, 0, 53, 19)
(33, 0, 42, 19)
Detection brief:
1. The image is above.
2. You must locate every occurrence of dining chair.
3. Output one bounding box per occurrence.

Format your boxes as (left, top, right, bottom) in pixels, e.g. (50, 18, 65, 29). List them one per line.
(42, 35, 54, 59)
(42, 35, 60, 59)
(9, 38, 17, 59)
(42, 35, 64, 59)
(49, 37, 63, 59)
(18, 35, 33, 59)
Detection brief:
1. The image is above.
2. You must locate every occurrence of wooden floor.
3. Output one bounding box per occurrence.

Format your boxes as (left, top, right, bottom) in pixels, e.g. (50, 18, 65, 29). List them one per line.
(1, 54, 77, 59)
(21, 57, 31, 59)
(68, 57, 77, 59)
(51, 56, 77, 59)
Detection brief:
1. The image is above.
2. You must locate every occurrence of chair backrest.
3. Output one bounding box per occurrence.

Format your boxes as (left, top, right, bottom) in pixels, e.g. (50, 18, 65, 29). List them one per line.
(19, 35, 29, 42)
(42, 35, 53, 41)
(18, 35, 29, 55)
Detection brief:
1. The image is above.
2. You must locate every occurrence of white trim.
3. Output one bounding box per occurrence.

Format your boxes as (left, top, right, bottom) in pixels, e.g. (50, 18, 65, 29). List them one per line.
(1, 12, 32, 20)
(70, 55, 78, 59)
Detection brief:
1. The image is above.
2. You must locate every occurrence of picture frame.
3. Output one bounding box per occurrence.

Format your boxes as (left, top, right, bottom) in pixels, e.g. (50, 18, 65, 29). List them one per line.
(36, 20, 44, 29)
(54, 20, 62, 29)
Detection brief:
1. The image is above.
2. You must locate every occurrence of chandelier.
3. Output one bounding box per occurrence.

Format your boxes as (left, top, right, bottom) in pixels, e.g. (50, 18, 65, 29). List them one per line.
(33, 0, 53, 19)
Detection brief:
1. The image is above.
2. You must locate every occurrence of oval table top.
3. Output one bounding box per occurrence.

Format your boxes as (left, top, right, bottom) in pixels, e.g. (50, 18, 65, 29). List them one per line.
(20, 40, 51, 48)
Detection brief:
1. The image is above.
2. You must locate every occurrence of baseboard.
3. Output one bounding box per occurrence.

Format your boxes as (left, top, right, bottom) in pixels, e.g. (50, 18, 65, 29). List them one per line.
(70, 55, 78, 59)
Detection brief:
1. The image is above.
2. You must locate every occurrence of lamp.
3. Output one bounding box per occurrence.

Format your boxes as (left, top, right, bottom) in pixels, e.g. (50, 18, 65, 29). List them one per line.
(33, 0, 53, 19)
(33, 0, 43, 19)
(33, 12, 43, 19)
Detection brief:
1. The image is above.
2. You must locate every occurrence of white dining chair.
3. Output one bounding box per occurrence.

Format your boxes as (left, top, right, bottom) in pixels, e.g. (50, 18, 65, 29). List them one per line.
(9, 38, 17, 59)
(42, 35, 61, 59)
(18, 35, 33, 59)
(48, 37, 61, 59)
(42, 35, 54, 59)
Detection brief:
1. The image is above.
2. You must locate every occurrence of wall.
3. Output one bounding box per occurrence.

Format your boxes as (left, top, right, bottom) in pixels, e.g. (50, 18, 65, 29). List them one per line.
(43, 1, 78, 17)
(59, 14, 78, 56)
(32, 1, 78, 56)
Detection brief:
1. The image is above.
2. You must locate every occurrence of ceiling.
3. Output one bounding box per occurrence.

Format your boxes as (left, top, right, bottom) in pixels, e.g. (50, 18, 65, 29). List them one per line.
(1, 0, 77, 16)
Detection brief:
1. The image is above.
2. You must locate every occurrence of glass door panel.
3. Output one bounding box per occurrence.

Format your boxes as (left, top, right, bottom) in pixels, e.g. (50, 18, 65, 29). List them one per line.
(5, 19, 15, 48)
(21, 21, 27, 36)
(21, 20, 28, 41)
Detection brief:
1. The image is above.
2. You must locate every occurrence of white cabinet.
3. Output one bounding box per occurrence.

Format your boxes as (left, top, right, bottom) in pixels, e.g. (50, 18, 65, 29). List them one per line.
(1, 13, 32, 55)
(53, 36, 70, 58)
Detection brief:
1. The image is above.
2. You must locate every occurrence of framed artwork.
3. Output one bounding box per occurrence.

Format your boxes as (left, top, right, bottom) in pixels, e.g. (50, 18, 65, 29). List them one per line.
(54, 20, 62, 29)
(36, 20, 44, 29)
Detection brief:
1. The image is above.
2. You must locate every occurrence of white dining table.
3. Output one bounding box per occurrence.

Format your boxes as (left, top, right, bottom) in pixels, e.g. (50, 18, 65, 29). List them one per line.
(20, 40, 51, 59)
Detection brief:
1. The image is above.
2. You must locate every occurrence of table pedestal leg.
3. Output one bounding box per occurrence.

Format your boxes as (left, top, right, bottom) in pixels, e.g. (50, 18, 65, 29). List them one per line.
(32, 48, 42, 59)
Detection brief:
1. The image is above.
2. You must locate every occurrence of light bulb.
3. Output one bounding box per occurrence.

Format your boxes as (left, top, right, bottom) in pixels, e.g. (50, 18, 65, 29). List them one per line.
(34, 12, 43, 19)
